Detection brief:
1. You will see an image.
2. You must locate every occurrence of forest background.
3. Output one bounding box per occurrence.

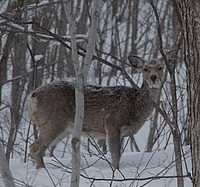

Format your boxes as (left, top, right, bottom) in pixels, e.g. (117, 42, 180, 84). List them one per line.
(0, 0, 199, 187)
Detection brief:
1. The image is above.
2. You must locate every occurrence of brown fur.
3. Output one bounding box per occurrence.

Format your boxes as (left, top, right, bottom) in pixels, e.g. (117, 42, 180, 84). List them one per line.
(26, 55, 166, 169)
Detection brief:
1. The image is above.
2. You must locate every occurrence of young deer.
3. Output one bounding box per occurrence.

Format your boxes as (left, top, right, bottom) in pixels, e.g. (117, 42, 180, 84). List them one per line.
(26, 55, 166, 169)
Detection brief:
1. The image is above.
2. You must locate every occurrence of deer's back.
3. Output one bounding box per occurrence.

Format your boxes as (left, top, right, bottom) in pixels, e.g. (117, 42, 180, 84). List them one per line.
(27, 81, 153, 137)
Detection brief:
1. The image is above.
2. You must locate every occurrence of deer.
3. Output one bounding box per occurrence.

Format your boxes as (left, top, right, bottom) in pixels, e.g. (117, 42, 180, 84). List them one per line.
(26, 55, 166, 169)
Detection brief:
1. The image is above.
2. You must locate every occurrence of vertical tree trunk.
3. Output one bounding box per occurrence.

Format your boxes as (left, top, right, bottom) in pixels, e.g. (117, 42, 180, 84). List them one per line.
(65, 3, 82, 186)
(66, 1, 101, 186)
(57, 3, 68, 79)
(180, 1, 200, 186)
(0, 143, 15, 187)
(0, 33, 13, 105)
(6, 33, 27, 163)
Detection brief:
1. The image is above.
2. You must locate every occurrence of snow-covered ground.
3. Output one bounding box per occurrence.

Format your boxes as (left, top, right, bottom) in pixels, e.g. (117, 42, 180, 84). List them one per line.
(0, 100, 191, 187)
(0, 142, 192, 187)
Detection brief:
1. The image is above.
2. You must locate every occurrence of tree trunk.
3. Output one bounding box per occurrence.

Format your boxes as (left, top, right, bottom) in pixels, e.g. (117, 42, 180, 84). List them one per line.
(65, 3, 83, 186)
(0, 143, 15, 187)
(66, 1, 101, 186)
(0, 33, 13, 105)
(180, 0, 200, 186)
(6, 33, 27, 163)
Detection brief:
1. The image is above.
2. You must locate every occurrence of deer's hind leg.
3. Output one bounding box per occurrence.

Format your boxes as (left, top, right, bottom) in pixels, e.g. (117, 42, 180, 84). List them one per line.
(30, 136, 47, 169)
(30, 124, 69, 169)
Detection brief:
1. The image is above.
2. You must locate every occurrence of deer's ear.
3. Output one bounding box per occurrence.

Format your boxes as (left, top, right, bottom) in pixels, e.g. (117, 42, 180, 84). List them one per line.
(128, 55, 144, 68)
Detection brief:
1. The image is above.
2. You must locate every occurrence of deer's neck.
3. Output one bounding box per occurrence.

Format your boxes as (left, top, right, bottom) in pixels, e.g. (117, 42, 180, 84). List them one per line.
(140, 82, 160, 103)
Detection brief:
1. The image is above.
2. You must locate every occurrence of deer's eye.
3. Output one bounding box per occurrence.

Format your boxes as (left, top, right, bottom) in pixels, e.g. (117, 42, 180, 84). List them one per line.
(143, 67, 148, 72)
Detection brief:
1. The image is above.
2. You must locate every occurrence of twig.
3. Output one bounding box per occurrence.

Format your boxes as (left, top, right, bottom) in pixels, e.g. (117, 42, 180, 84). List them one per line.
(160, 101, 175, 132)
(24, 121, 31, 163)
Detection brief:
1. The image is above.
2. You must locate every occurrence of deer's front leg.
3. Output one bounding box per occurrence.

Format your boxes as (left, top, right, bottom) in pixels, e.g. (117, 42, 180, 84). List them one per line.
(106, 126, 121, 169)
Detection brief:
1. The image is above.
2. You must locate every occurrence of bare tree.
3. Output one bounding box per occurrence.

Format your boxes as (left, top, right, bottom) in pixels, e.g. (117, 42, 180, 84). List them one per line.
(179, 0, 200, 186)
(65, 0, 101, 186)
(0, 0, 191, 186)
(0, 143, 15, 187)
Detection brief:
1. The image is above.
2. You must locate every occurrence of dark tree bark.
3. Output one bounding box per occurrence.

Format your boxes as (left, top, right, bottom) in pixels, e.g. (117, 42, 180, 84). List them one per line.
(0, 143, 15, 187)
(180, 0, 200, 186)
(6, 33, 27, 162)
(0, 33, 13, 105)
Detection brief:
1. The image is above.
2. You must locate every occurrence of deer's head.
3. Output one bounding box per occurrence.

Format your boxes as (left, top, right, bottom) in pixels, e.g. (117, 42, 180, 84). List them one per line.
(128, 55, 166, 89)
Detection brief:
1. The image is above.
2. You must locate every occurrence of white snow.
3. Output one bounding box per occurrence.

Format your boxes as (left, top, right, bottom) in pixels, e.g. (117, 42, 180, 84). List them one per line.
(34, 54, 44, 62)
(0, 143, 192, 187)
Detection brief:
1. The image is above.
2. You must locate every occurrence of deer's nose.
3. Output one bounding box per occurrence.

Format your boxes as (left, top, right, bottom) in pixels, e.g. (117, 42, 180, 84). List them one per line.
(151, 75, 157, 83)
